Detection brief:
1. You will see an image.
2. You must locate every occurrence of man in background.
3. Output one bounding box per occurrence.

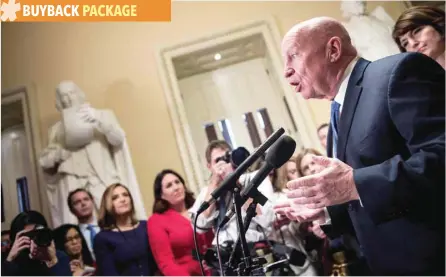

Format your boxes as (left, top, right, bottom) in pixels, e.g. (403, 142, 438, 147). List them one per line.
(190, 141, 274, 255)
(67, 188, 100, 260)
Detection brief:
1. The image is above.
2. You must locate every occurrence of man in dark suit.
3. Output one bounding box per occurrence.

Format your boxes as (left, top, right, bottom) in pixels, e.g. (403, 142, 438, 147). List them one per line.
(275, 17, 445, 275)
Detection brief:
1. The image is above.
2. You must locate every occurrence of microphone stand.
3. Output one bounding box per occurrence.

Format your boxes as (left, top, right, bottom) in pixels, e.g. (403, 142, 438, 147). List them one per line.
(217, 134, 296, 276)
(226, 196, 266, 276)
(232, 186, 252, 274)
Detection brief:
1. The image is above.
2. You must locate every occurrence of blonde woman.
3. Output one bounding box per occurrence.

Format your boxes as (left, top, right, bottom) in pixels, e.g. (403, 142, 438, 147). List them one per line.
(93, 183, 157, 276)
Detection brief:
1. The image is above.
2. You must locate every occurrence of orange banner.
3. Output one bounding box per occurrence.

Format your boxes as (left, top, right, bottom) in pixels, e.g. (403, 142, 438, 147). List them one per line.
(0, 0, 171, 22)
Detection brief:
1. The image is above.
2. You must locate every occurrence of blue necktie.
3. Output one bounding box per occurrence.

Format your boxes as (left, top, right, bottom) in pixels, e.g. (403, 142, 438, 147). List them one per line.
(87, 224, 97, 246)
(330, 101, 341, 158)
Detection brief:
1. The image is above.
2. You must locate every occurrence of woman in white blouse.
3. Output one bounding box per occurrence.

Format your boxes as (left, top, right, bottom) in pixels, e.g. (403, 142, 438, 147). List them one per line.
(266, 157, 318, 276)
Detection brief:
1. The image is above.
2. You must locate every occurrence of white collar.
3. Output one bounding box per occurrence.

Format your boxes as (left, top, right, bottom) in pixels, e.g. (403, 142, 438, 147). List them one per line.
(79, 219, 98, 229)
(334, 56, 360, 108)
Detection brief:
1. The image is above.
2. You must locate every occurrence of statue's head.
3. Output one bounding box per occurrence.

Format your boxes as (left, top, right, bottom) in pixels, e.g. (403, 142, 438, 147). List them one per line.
(55, 81, 86, 111)
(341, 0, 366, 19)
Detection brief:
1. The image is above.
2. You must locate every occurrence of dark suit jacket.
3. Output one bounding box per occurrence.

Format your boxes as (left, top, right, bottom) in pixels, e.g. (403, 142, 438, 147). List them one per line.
(325, 52, 445, 275)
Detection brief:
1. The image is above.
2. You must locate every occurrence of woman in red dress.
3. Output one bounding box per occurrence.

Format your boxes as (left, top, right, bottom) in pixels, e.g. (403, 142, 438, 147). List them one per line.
(148, 169, 214, 276)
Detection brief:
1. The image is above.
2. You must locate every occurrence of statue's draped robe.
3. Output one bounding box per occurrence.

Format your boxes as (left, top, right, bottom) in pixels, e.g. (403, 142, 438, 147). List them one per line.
(40, 109, 146, 227)
(343, 6, 400, 61)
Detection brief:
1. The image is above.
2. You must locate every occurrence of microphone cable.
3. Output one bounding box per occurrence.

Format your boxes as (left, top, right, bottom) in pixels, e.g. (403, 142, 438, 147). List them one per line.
(276, 214, 287, 246)
(193, 214, 206, 276)
(216, 224, 225, 276)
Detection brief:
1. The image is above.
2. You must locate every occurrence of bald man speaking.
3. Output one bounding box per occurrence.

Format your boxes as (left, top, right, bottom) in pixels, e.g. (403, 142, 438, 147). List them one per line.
(275, 17, 445, 275)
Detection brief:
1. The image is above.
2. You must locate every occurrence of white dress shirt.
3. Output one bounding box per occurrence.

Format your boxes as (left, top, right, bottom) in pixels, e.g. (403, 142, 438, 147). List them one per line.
(79, 219, 101, 260)
(333, 56, 360, 121)
(324, 56, 363, 224)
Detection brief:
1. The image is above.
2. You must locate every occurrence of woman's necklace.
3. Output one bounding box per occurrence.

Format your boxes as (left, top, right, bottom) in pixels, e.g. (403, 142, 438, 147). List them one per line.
(116, 222, 143, 276)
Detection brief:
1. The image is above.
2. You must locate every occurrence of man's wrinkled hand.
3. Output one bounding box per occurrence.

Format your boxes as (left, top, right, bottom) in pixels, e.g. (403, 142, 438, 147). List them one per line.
(273, 201, 325, 223)
(286, 155, 359, 209)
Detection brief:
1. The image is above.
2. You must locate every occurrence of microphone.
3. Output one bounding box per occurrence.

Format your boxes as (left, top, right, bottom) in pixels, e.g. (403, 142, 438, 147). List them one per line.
(218, 135, 297, 228)
(262, 250, 306, 273)
(272, 243, 307, 267)
(289, 248, 307, 267)
(196, 128, 285, 214)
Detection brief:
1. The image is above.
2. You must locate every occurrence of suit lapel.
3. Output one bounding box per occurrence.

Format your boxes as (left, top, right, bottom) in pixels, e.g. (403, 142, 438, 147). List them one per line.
(337, 58, 370, 162)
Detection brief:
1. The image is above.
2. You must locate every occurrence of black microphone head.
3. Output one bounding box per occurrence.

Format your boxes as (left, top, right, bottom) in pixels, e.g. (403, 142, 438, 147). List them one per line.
(265, 135, 296, 168)
(289, 248, 307, 267)
(271, 243, 306, 267)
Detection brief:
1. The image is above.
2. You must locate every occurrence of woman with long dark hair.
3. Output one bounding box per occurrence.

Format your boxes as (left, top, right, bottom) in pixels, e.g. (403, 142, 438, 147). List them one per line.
(53, 224, 95, 275)
(148, 169, 213, 276)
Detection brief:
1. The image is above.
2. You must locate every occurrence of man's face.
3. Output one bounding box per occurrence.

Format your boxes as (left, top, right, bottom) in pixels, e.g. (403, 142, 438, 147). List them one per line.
(208, 147, 230, 174)
(318, 125, 329, 149)
(207, 147, 235, 185)
(282, 33, 330, 100)
(70, 191, 94, 219)
(1, 234, 10, 253)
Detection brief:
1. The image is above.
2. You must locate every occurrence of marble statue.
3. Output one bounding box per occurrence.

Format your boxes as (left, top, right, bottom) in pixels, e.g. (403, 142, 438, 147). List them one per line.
(39, 81, 146, 227)
(341, 0, 400, 61)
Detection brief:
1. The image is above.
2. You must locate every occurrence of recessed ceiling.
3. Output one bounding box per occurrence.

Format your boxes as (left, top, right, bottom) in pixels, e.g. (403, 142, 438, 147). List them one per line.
(172, 33, 267, 79)
(2, 100, 23, 132)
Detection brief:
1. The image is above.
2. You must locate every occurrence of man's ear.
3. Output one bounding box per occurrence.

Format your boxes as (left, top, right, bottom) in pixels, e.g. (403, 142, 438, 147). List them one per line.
(326, 36, 342, 63)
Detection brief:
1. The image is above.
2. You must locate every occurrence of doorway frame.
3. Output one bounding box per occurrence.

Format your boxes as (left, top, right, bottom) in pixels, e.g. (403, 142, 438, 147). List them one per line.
(156, 17, 321, 193)
(2, 86, 52, 227)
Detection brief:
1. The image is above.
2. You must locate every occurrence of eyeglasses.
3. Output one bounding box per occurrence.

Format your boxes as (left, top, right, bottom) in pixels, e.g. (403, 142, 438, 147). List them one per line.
(1, 241, 10, 247)
(65, 234, 81, 244)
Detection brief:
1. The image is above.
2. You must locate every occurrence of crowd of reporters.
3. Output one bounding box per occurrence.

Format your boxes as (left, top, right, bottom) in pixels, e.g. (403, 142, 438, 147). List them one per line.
(1, 138, 332, 276)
